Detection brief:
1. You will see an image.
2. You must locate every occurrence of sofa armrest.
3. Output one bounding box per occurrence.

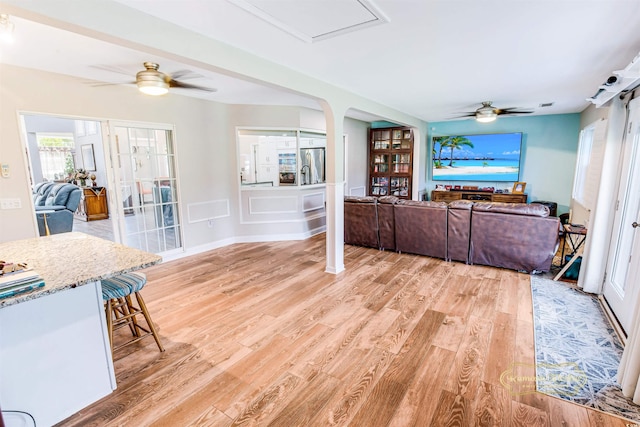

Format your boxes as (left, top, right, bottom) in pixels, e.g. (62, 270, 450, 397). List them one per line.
(35, 205, 66, 212)
(36, 210, 74, 236)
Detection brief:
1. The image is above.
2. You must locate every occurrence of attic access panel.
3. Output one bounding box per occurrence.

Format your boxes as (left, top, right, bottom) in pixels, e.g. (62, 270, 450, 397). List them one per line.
(228, 0, 389, 42)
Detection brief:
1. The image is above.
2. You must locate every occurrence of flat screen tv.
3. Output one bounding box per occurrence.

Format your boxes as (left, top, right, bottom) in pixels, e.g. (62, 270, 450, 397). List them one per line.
(432, 132, 522, 182)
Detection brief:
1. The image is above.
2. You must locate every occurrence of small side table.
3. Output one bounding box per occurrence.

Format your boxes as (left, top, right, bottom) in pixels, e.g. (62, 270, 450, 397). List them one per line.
(553, 224, 587, 281)
(75, 187, 109, 221)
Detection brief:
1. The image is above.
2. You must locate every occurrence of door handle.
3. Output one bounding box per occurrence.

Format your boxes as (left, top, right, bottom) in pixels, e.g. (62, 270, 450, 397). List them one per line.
(633, 222, 639, 228)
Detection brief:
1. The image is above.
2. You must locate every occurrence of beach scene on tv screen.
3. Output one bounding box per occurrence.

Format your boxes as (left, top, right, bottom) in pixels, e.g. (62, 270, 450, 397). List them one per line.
(432, 132, 522, 181)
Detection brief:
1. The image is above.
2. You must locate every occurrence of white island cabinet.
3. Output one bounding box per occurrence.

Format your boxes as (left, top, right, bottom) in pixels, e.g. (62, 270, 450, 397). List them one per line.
(0, 232, 161, 426)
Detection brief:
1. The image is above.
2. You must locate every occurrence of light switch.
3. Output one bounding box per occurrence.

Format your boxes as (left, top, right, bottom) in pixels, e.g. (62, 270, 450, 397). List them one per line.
(1, 164, 9, 178)
(0, 198, 21, 209)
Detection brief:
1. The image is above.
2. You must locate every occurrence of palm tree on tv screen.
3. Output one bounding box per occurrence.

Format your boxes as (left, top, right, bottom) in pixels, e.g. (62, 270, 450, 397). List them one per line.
(433, 136, 451, 168)
(447, 136, 473, 166)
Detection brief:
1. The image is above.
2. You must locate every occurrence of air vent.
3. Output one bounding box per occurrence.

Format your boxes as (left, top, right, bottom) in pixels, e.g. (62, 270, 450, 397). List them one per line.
(539, 102, 554, 108)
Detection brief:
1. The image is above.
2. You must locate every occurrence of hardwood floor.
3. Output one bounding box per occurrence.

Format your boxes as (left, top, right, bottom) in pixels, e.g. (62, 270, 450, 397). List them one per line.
(57, 235, 629, 426)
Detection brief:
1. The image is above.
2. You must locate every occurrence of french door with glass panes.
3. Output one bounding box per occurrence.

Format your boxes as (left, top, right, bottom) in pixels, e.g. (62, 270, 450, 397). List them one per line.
(106, 122, 182, 255)
(603, 97, 640, 333)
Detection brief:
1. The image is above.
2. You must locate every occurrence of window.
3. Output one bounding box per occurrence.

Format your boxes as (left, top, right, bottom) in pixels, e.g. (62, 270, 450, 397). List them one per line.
(572, 120, 607, 209)
(237, 129, 326, 188)
(36, 134, 75, 181)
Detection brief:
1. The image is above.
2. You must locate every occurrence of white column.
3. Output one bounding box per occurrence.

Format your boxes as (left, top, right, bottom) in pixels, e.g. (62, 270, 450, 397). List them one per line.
(320, 101, 347, 274)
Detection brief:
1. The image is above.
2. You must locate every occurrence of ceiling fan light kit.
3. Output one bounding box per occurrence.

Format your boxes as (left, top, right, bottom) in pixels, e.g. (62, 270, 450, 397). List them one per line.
(475, 103, 497, 123)
(136, 62, 169, 96)
(453, 101, 533, 122)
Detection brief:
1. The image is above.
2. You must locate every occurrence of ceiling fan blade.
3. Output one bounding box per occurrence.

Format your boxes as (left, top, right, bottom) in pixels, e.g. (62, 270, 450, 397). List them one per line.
(169, 79, 217, 92)
(450, 113, 477, 119)
(170, 69, 202, 80)
(85, 80, 136, 87)
(90, 64, 133, 76)
(497, 109, 534, 115)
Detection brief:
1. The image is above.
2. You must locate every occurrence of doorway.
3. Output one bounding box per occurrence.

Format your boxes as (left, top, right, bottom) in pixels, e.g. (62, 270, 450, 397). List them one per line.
(603, 97, 640, 334)
(22, 113, 183, 256)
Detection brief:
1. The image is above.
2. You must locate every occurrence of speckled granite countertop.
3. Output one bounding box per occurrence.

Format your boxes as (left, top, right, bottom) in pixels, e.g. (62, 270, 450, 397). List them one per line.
(0, 232, 162, 308)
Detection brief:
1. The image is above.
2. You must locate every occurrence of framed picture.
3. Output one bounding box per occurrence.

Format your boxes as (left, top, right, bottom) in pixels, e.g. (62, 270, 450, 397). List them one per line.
(81, 144, 96, 171)
(512, 181, 526, 194)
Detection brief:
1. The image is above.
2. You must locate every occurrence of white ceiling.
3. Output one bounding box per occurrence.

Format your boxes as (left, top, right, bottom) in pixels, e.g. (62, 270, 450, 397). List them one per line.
(2, 0, 640, 123)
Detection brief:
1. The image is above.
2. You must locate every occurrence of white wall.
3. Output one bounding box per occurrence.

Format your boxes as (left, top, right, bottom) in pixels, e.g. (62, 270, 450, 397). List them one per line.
(0, 65, 373, 251)
(343, 118, 369, 196)
(0, 64, 235, 247)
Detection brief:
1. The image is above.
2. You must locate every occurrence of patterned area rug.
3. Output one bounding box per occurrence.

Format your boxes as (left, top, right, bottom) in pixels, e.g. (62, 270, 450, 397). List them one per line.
(530, 276, 640, 422)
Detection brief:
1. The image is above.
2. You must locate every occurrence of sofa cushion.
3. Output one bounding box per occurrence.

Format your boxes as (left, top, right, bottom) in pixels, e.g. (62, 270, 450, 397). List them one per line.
(377, 196, 400, 251)
(344, 196, 379, 248)
(449, 200, 474, 210)
(447, 200, 474, 262)
(394, 200, 448, 259)
(44, 183, 82, 212)
(398, 200, 448, 209)
(469, 207, 560, 273)
(33, 182, 56, 206)
(344, 196, 377, 204)
(472, 202, 549, 217)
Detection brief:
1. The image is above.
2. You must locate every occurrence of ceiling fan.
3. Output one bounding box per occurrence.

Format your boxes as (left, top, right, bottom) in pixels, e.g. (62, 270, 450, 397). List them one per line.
(92, 62, 217, 96)
(455, 101, 534, 123)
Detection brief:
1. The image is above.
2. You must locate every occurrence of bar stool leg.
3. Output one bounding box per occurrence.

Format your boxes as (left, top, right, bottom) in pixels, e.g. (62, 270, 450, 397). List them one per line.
(111, 297, 137, 336)
(125, 294, 143, 338)
(134, 291, 165, 352)
(105, 299, 114, 354)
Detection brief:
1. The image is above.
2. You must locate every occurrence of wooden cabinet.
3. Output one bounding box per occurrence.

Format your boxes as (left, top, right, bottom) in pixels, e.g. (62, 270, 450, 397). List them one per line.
(368, 127, 413, 198)
(75, 187, 109, 221)
(431, 190, 527, 204)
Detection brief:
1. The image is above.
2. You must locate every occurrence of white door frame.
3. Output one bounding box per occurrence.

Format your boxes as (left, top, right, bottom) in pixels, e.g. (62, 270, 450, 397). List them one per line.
(603, 97, 640, 333)
(104, 120, 184, 257)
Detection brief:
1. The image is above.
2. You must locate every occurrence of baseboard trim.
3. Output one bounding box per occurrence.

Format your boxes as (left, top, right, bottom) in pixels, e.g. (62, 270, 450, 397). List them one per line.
(598, 294, 627, 346)
(162, 227, 326, 263)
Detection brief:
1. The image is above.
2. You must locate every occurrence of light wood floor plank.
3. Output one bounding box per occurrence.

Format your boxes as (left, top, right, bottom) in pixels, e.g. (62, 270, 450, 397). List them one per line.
(55, 236, 634, 426)
(473, 381, 512, 427)
(511, 400, 551, 426)
(444, 315, 494, 401)
(387, 345, 456, 427)
(430, 389, 472, 426)
(348, 309, 446, 426)
(483, 311, 517, 386)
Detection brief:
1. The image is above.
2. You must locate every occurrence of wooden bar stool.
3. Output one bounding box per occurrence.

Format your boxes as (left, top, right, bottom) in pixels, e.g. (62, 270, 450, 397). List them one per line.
(101, 272, 164, 355)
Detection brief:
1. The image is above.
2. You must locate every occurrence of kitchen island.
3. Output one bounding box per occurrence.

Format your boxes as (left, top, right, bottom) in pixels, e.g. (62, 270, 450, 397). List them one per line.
(0, 232, 161, 426)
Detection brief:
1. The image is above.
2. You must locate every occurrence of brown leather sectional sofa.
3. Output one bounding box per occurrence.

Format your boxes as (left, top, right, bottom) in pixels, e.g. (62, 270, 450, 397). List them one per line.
(344, 196, 560, 273)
